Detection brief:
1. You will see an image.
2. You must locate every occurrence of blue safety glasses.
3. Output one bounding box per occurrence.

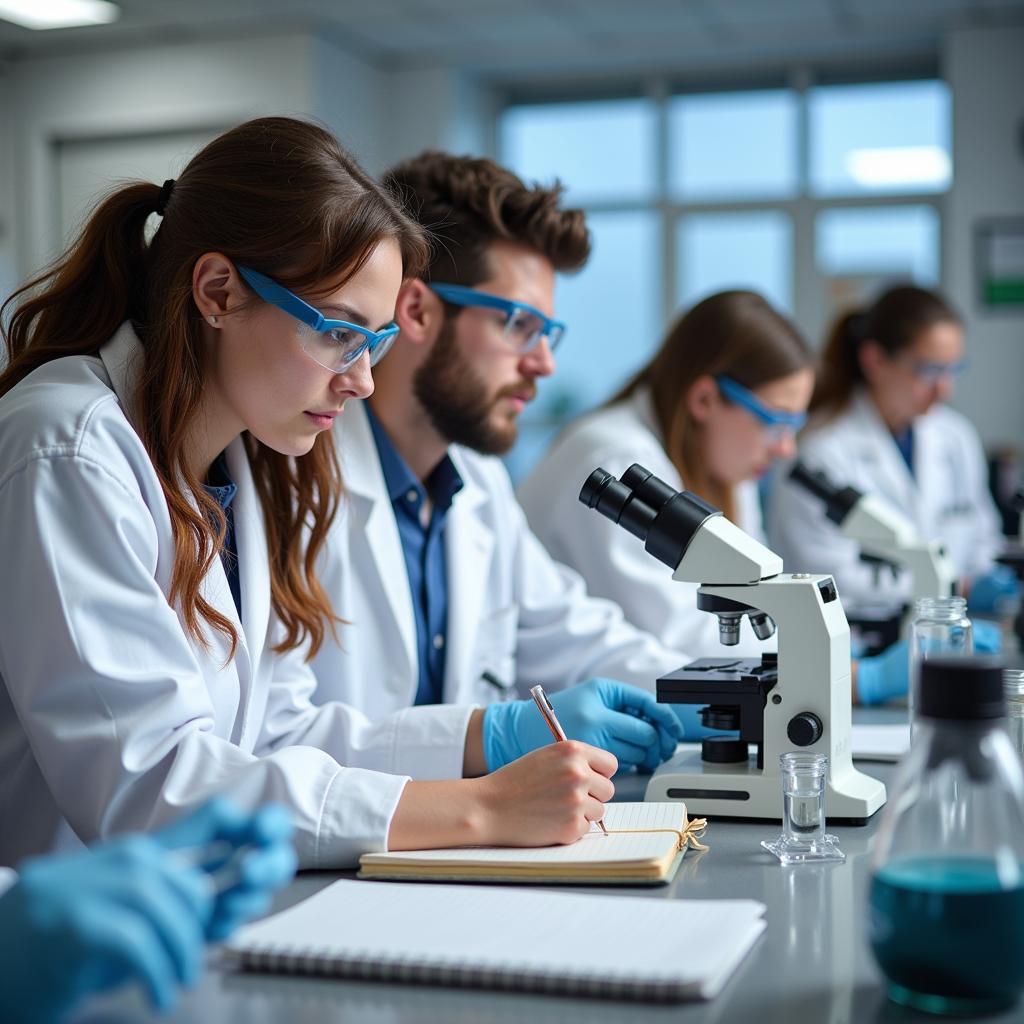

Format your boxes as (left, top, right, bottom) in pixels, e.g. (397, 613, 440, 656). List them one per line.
(905, 357, 969, 383)
(429, 283, 567, 354)
(237, 265, 400, 374)
(716, 375, 807, 439)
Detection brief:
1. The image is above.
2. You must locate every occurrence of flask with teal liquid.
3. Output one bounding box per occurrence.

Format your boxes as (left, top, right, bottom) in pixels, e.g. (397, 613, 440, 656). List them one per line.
(869, 657, 1024, 1016)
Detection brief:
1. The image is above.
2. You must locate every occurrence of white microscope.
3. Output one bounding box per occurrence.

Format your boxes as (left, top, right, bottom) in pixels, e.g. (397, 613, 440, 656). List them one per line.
(579, 464, 886, 824)
(788, 462, 956, 641)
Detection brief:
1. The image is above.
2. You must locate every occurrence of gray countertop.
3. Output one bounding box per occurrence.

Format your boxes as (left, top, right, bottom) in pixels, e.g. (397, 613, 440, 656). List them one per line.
(70, 708, 1022, 1024)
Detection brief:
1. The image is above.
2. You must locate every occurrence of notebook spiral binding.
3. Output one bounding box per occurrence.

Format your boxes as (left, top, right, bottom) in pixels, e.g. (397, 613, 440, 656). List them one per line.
(231, 943, 686, 1002)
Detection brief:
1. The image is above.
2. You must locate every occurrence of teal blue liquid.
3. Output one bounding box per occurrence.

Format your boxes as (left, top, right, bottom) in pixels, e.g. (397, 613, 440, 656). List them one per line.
(870, 857, 1024, 1015)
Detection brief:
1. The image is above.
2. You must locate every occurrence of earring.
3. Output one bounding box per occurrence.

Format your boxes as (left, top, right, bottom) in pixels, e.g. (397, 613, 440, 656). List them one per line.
(208, 315, 218, 325)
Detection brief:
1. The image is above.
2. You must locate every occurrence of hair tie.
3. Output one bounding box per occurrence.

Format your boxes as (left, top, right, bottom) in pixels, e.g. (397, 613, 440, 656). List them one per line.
(156, 178, 176, 217)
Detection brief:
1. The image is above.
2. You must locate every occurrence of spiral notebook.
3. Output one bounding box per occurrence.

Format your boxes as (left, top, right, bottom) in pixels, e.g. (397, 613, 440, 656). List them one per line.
(226, 878, 766, 1003)
(358, 802, 702, 885)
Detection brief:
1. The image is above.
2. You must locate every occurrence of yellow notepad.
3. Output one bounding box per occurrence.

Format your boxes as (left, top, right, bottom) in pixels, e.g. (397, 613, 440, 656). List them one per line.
(358, 802, 703, 885)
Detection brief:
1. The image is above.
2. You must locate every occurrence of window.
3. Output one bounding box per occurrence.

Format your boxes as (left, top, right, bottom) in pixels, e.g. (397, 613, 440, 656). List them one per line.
(499, 98, 657, 204)
(809, 80, 951, 197)
(499, 76, 950, 481)
(669, 89, 798, 200)
(677, 211, 793, 313)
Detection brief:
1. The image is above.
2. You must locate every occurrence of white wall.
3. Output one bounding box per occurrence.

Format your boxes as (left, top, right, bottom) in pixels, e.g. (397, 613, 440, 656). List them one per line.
(944, 26, 1024, 449)
(0, 61, 16, 306)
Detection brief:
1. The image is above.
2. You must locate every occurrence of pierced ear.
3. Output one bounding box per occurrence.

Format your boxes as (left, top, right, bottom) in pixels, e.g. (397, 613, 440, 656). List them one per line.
(686, 375, 720, 424)
(193, 253, 242, 325)
(395, 279, 442, 345)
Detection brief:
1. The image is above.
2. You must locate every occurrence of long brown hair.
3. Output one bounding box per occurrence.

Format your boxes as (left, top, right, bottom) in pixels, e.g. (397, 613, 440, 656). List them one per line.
(611, 290, 811, 521)
(811, 285, 961, 419)
(1, 117, 428, 659)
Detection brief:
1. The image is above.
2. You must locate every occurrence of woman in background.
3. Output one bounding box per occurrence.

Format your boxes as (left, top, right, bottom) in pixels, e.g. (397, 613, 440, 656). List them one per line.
(768, 285, 1012, 620)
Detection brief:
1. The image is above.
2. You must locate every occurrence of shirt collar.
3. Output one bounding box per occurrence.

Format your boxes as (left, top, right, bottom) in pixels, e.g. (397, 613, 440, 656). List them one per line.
(202, 449, 237, 511)
(366, 405, 463, 513)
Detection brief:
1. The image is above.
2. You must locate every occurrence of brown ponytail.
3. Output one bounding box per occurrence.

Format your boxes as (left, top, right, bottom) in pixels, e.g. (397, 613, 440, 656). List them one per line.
(1, 117, 428, 660)
(810, 285, 961, 419)
(610, 290, 811, 521)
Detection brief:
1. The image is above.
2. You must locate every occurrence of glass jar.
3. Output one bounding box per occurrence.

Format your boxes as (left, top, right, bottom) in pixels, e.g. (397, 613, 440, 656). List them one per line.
(869, 657, 1024, 1015)
(1005, 668, 1024, 761)
(909, 596, 972, 734)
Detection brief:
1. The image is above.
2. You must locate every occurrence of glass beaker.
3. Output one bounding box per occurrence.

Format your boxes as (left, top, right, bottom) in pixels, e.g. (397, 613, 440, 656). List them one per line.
(761, 752, 845, 864)
(869, 656, 1024, 1016)
(909, 596, 972, 735)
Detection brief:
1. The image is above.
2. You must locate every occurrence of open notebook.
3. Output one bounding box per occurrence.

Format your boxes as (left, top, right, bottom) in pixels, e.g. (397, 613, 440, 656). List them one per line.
(226, 878, 766, 1003)
(358, 802, 701, 885)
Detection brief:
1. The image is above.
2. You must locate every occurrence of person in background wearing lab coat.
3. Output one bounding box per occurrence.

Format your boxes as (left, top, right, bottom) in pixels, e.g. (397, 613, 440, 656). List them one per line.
(0, 118, 618, 873)
(519, 290, 813, 659)
(768, 285, 1012, 695)
(311, 150, 695, 757)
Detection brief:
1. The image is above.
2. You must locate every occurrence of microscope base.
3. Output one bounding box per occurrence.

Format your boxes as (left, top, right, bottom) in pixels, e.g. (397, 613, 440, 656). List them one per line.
(644, 748, 885, 823)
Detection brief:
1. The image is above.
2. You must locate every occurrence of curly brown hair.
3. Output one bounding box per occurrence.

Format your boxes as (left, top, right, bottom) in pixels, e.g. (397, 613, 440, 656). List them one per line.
(381, 151, 591, 284)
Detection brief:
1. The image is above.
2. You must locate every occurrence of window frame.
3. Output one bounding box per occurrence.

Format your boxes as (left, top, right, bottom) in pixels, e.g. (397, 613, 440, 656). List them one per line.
(496, 65, 948, 346)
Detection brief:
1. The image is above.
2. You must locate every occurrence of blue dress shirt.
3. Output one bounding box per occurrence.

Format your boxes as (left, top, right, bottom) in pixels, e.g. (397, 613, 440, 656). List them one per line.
(367, 408, 463, 706)
(203, 450, 241, 619)
(892, 426, 915, 476)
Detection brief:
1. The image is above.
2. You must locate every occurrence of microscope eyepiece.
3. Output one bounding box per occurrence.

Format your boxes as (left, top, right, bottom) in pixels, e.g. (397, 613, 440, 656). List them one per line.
(579, 464, 721, 571)
(789, 462, 861, 526)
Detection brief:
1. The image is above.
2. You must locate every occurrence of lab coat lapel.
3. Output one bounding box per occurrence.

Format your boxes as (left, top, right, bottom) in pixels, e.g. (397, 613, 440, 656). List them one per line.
(337, 402, 418, 681)
(444, 459, 494, 702)
(99, 325, 253, 742)
(853, 392, 919, 521)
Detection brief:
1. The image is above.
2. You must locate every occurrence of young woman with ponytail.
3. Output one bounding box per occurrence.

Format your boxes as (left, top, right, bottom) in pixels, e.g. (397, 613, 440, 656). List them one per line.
(769, 285, 1009, 702)
(0, 118, 615, 871)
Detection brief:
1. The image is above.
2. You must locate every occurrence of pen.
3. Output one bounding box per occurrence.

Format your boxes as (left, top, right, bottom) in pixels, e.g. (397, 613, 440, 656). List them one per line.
(172, 839, 251, 896)
(529, 684, 608, 835)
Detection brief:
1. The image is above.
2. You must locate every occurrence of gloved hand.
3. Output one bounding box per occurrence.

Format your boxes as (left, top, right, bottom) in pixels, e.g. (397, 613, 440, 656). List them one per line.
(971, 618, 1003, 654)
(669, 703, 739, 741)
(968, 565, 1020, 614)
(483, 678, 683, 773)
(0, 835, 211, 1024)
(151, 798, 297, 941)
(855, 640, 909, 706)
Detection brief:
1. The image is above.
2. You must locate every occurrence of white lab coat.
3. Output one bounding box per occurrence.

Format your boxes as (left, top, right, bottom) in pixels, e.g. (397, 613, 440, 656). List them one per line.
(310, 400, 689, 731)
(517, 388, 775, 657)
(767, 390, 1004, 613)
(0, 324, 422, 870)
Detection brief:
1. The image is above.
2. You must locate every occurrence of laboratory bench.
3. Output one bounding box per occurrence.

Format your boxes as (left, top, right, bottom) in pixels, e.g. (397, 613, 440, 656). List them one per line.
(69, 707, 1020, 1024)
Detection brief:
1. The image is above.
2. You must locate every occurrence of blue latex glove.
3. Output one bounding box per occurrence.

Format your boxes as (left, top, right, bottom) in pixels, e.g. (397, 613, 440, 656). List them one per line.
(0, 835, 211, 1024)
(855, 640, 909, 706)
(483, 678, 683, 773)
(151, 798, 297, 941)
(669, 703, 740, 741)
(968, 565, 1020, 614)
(971, 618, 1003, 654)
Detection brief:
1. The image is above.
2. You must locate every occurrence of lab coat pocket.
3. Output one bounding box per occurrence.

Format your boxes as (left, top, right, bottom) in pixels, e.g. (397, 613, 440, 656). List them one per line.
(473, 605, 519, 702)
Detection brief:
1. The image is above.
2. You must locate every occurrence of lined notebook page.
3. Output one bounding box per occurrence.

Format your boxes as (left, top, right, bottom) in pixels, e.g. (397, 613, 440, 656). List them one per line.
(228, 878, 765, 999)
(361, 802, 684, 867)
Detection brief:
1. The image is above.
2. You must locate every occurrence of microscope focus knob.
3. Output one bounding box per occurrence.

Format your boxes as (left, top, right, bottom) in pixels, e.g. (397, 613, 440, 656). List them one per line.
(787, 712, 823, 747)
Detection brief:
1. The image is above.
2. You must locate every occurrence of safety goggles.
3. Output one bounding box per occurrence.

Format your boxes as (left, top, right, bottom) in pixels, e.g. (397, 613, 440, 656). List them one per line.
(237, 265, 400, 374)
(903, 357, 969, 382)
(716, 375, 807, 440)
(429, 283, 567, 354)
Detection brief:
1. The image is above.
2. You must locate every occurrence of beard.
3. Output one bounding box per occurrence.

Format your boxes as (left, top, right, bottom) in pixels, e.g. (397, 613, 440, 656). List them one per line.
(413, 320, 534, 456)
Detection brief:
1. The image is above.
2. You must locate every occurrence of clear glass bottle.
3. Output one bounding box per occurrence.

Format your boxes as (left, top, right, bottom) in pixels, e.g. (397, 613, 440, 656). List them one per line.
(909, 596, 972, 733)
(1005, 668, 1024, 761)
(869, 657, 1024, 1015)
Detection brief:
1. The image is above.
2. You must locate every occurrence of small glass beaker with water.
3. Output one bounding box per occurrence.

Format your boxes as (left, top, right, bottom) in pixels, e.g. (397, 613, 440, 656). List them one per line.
(761, 752, 845, 864)
(1005, 668, 1024, 760)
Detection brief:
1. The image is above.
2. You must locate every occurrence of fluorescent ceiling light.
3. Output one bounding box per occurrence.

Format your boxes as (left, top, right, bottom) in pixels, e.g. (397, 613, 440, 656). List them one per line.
(845, 146, 951, 189)
(0, 0, 119, 30)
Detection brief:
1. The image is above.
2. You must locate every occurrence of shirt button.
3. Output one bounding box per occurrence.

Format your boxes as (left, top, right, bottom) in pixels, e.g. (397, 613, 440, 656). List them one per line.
(432, 633, 445, 650)
(406, 489, 418, 504)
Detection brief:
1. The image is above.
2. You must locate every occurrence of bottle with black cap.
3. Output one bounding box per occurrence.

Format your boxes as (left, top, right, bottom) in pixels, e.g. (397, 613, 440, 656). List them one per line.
(868, 656, 1024, 1016)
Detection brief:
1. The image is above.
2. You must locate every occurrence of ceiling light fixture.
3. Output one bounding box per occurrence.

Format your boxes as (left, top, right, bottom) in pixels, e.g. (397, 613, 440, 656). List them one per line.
(0, 0, 119, 30)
